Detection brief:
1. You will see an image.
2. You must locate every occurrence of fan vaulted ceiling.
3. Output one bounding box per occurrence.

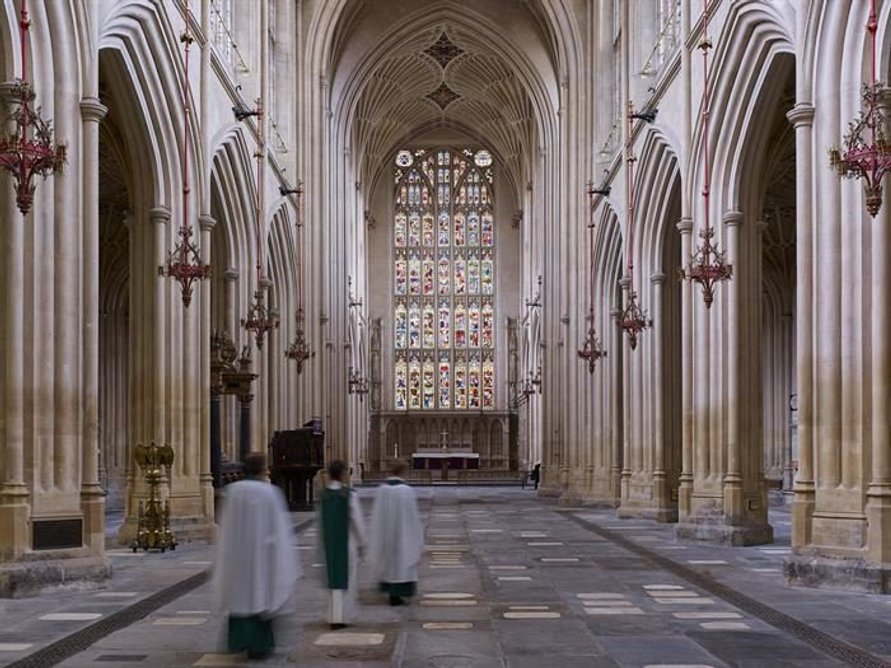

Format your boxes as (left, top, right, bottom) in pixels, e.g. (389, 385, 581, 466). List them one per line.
(351, 26, 537, 198)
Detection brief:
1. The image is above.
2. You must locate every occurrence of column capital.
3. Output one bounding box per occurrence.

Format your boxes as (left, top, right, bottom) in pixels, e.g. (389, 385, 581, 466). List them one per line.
(259, 277, 273, 290)
(786, 103, 815, 129)
(199, 214, 216, 232)
(723, 210, 744, 227)
(618, 277, 632, 290)
(650, 272, 666, 285)
(149, 206, 171, 224)
(676, 216, 693, 234)
(223, 268, 240, 282)
(79, 97, 108, 123)
(610, 308, 622, 320)
(0, 81, 18, 105)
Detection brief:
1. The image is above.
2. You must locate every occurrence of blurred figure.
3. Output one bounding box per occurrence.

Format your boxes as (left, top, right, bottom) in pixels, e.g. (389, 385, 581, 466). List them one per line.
(530, 462, 541, 490)
(369, 460, 423, 606)
(214, 452, 299, 660)
(319, 460, 366, 629)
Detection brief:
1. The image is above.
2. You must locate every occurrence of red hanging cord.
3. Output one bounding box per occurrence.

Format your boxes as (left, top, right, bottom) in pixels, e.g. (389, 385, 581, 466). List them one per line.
(255, 101, 264, 289)
(701, 0, 711, 244)
(182, 0, 192, 235)
(626, 101, 635, 285)
(19, 0, 29, 141)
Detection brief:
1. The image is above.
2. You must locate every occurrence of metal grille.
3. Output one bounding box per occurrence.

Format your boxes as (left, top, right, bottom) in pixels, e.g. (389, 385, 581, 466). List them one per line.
(565, 513, 891, 668)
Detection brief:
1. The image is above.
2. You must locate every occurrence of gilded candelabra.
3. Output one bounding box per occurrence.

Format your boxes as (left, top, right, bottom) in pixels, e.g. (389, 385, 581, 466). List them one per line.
(131, 441, 177, 552)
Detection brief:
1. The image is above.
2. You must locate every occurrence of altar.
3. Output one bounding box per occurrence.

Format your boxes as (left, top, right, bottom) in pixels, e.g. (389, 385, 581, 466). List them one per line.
(412, 447, 479, 480)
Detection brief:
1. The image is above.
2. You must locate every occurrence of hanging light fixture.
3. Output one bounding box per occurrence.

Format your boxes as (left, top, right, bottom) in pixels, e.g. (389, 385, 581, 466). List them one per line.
(159, 0, 211, 307)
(829, 0, 891, 217)
(283, 181, 313, 372)
(622, 101, 652, 351)
(0, 0, 66, 215)
(683, 0, 732, 307)
(577, 181, 606, 372)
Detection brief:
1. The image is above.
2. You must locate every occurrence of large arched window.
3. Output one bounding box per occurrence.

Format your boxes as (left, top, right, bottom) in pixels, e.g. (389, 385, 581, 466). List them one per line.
(393, 148, 495, 411)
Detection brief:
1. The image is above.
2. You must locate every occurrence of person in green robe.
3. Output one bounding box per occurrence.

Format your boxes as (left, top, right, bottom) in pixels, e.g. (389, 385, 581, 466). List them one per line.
(319, 460, 367, 629)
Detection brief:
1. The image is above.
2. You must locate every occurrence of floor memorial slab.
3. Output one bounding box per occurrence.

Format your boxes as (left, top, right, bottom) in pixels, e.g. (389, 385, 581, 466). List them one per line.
(93, 592, 139, 598)
(526, 541, 563, 546)
(489, 565, 527, 570)
(152, 617, 207, 625)
(502, 611, 561, 619)
(508, 605, 550, 611)
(540, 557, 579, 562)
(0, 644, 33, 651)
(645, 591, 700, 598)
(497, 576, 532, 581)
(421, 599, 479, 606)
(422, 622, 474, 630)
(687, 560, 728, 565)
(314, 632, 386, 646)
(652, 598, 715, 605)
(643, 585, 685, 590)
(577, 593, 627, 599)
(585, 607, 645, 615)
(673, 612, 743, 620)
(699, 621, 751, 630)
(582, 600, 634, 607)
(424, 593, 475, 599)
(40, 613, 104, 621)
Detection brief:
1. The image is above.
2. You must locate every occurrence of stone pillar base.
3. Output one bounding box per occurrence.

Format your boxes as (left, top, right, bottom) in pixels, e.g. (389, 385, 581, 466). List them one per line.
(784, 554, 891, 594)
(116, 515, 216, 547)
(676, 520, 773, 546)
(618, 505, 679, 523)
(0, 554, 111, 598)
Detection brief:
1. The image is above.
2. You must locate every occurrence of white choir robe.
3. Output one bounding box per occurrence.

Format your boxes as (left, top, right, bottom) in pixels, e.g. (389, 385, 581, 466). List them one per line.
(213, 479, 300, 623)
(317, 481, 367, 625)
(369, 477, 424, 597)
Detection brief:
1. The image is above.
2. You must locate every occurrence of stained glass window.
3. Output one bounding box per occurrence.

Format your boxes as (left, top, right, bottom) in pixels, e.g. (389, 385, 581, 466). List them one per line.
(394, 148, 495, 410)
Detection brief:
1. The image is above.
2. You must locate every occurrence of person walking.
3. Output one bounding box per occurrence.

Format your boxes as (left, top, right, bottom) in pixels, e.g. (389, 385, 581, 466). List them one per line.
(530, 463, 541, 490)
(213, 452, 300, 660)
(369, 460, 424, 606)
(318, 460, 366, 629)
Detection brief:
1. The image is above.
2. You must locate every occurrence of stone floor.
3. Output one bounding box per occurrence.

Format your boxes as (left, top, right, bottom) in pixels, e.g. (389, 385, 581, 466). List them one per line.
(2, 487, 891, 667)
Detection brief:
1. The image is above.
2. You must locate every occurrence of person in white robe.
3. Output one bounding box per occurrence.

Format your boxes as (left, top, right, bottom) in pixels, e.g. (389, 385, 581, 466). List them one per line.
(213, 452, 300, 659)
(318, 460, 367, 629)
(369, 460, 424, 605)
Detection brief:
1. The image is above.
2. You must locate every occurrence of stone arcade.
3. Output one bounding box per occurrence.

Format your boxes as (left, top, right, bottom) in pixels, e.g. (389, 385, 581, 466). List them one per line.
(0, 0, 889, 611)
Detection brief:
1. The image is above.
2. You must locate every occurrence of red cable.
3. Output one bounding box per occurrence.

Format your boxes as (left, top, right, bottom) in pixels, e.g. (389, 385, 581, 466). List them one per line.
(702, 0, 711, 244)
(182, 0, 191, 234)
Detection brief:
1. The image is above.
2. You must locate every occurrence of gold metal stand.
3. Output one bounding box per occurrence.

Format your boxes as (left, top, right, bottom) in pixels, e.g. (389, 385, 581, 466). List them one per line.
(131, 441, 177, 552)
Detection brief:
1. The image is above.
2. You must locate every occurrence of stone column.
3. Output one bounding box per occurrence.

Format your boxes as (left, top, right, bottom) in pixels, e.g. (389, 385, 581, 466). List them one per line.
(651, 272, 669, 519)
(867, 100, 891, 564)
(223, 269, 239, 461)
(0, 83, 29, 560)
(723, 211, 743, 525)
(198, 214, 215, 518)
(676, 217, 694, 519)
(610, 306, 623, 504)
(785, 103, 815, 547)
(80, 96, 109, 553)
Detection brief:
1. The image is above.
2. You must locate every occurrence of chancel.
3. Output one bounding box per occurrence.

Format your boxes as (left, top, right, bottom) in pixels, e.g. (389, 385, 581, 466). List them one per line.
(1, 0, 891, 665)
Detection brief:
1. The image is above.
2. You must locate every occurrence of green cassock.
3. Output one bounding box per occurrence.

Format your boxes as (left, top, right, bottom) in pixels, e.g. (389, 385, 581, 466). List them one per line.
(320, 486, 351, 589)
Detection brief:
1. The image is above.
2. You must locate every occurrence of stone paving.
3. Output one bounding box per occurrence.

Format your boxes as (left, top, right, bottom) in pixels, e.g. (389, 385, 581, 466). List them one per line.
(2, 488, 891, 667)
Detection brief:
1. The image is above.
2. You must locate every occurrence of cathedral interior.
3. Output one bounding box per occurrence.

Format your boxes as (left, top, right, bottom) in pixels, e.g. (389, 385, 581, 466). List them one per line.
(1, 0, 891, 665)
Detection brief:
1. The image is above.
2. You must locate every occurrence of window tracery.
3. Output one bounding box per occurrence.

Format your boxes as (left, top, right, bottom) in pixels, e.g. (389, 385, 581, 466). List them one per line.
(393, 148, 496, 410)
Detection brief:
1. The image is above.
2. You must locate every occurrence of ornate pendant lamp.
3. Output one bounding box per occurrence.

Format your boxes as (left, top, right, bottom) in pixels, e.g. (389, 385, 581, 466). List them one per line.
(621, 101, 652, 351)
(0, 0, 66, 215)
(159, 0, 211, 307)
(241, 91, 279, 350)
(829, 0, 891, 217)
(683, 0, 732, 307)
(283, 181, 313, 372)
(577, 181, 607, 372)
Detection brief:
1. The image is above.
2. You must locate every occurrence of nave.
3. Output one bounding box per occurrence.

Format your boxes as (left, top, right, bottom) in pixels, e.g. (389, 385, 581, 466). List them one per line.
(1, 487, 888, 668)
